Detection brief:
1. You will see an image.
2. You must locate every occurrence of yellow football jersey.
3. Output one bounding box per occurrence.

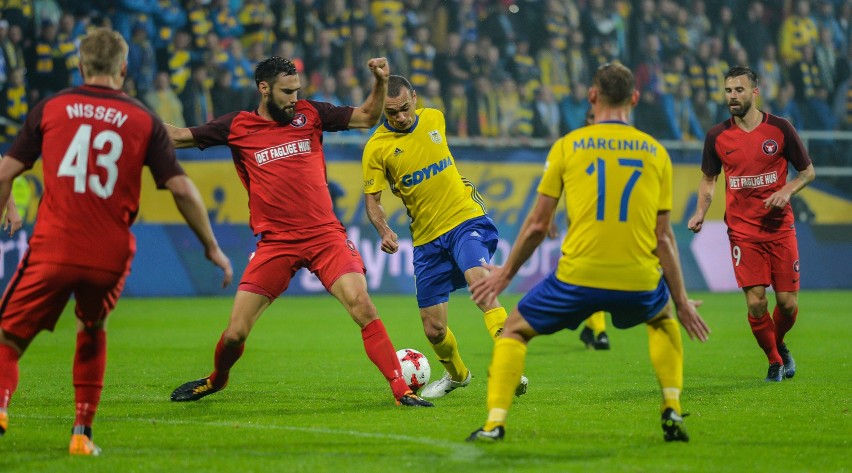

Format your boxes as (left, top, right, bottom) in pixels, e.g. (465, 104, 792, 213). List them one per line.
(362, 108, 487, 246)
(538, 122, 673, 291)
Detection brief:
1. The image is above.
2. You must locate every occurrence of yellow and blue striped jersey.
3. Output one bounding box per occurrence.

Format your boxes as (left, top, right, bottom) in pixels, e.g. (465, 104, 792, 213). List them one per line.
(363, 108, 487, 246)
(538, 122, 672, 291)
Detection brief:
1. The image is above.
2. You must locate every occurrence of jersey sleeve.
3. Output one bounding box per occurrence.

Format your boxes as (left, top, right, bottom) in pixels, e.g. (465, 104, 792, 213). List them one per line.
(362, 138, 387, 194)
(308, 100, 355, 132)
(5, 99, 47, 168)
(700, 125, 724, 176)
(537, 137, 566, 199)
(189, 112, 238, 150)
(146, 118, 186, 189)
(778, 118, 813, 171)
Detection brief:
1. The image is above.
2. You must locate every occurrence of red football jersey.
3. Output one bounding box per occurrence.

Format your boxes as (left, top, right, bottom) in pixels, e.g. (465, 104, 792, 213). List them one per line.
(190, 100, 353, 235)
(702, 112, 812, 242)
(6, 85, 184, 272)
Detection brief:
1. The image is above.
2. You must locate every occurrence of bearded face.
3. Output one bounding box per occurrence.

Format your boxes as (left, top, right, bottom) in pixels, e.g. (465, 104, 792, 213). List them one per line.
(268, 98, 295, 125)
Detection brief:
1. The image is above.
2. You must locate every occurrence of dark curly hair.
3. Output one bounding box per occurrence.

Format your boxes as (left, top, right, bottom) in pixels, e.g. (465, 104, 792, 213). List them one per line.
(254, 56, 298, 87)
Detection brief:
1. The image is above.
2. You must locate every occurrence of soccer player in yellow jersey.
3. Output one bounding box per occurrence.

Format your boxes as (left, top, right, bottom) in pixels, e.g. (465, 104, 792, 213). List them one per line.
(362, 75, 527, 399)
(468, 63, 710, 442)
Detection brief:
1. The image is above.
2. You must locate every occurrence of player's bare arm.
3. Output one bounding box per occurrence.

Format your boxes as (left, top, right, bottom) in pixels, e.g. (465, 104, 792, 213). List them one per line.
(764, 163, 815, 209)
(365, 191, 399, 254)
(3, 196, 22, 236)
(687, 173, 718, 233)
(164, 123, 198, 149)
(349, 58, 389, 129)
(165, 174, 234, 287)
(0, 156, 25, 236)
(470, 193, 558, 306)
(656, 210, 710, 342)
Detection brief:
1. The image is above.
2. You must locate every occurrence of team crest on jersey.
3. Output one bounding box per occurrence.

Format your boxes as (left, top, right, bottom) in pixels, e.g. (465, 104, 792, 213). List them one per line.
(291, 113, 307, 127)
(429, 130, 442, 144)
(762, 139, 778, 155)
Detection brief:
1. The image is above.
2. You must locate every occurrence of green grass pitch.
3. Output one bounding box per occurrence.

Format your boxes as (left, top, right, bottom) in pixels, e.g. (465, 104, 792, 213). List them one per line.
(0, 291, 849, 472)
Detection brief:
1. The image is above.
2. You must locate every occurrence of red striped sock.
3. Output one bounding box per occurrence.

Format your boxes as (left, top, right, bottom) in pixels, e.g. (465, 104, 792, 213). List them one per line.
(209, 334, 244, 388)
(361, 319, 409, 399)
(748, 313, 782, 364)
(773, 306, 798, 345)
(0, 343, 19, 410)
(74, 330, 106, 427)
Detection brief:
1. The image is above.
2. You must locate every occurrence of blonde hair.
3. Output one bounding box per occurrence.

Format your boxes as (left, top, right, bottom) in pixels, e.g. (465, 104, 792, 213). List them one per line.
(78, 28, 128, 78)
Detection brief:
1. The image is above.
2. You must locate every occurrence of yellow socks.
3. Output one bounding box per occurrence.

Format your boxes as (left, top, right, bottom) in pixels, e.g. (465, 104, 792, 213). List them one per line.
(647, 317, 684, 414)
(431, 327, 468, 381)
(585, 311, 607, 336)
(484, 337, 527, 430)
(483, 307, 508, 339)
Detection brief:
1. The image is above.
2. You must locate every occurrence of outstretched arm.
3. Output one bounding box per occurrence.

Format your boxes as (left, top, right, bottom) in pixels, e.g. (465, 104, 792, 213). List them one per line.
(0, 157, 25, 236)
(348, 58, 389, 129)
(365, 191, 399, 254)
(165, 174, 233, 287)
(164, 123, 198, 149)
(657, 210, 710, 342)
(687, 173, 718, 233)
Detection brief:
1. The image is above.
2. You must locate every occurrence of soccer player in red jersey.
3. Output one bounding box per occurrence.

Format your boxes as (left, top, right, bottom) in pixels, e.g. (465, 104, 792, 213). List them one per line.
(688, 65, 815, 382)
(166, 57, 433, 408)
(0, 28, 233, 455)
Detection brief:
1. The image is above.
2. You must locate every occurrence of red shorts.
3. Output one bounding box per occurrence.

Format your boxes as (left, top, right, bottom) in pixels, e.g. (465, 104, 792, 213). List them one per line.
(729, 234, 800, 292)
(238, 228, 365, 299)
(0, 257, 129, 340)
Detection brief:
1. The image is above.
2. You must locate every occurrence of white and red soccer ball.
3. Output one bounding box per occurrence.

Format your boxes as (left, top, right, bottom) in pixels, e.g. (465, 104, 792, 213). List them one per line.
(396, 348, 431, 392)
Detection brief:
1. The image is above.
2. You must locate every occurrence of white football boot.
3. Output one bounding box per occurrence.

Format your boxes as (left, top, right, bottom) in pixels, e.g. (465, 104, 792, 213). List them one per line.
(421, 370, 472, 398)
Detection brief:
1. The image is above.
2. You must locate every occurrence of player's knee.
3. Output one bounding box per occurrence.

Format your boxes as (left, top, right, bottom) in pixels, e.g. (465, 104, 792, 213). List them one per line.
(776, 299, 798, 316)
(423, 325, 446, 344)
(221, 328, 248, 345)
(347, 293, 378, 324)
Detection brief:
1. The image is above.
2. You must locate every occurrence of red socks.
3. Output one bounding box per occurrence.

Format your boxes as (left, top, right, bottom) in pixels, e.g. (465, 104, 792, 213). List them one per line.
(0, 343, 19, 410)
(748, 313, 782, 364)
(361, 319, 409, 399)
(73, 330, 106, 427)
(773, 306, 798, 345)
(209, 334, 244, 388)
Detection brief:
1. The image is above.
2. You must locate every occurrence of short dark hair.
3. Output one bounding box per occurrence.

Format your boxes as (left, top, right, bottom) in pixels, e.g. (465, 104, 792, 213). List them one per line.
(388, 75, 413, 98)
(255, 56, 298, 86)
(592, 63, 634, 106)
(725, 65, 759, 87)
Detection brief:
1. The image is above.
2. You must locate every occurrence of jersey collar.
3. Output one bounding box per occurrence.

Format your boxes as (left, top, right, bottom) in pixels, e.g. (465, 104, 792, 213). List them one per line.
(597, 120, 629, 125)
(382, 114, 420, 133)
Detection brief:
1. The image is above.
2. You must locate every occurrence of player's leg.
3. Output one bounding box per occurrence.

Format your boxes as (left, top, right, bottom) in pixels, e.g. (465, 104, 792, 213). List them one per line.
(769, 236, 800, 378)
(329, 272, 431, 407)
(456, 217, 506, 340)
(0, 260, 72, 438)
(629, 280, 689, 442)
(730, 239, 783, 380)
(68, 266, 129, 456)
(171, 290, 271, 402)
(419, 302, 471, 398)
(581, 311, 610, 350)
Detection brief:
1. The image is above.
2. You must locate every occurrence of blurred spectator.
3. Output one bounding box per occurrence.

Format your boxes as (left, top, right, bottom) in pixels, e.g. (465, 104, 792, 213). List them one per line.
(445, 81, 469, 136)
(481, 41, 509, 84)
(308, 74, 342, 105)
(779, 0, 819, 66)
(2, 0, 36, 39)
(127, 22, 156, 96)
(635, 33, 664, 95)
(434, 32, 467, 90)
(715, 5, 741, 64)
(629, 0, 661, 65)
(143, 70, 185, 127)
(180, 62, 214, 126)
(0, 22, 25, 75)
(565, 30, 590, 88)
(471, 76, 499, 137)
(508, 37, 540, 101)
(152, 0, 186, 72)
(497, 77, 533, 137)
(211, 0, 243, 41)
(1, 67, 26, 142)
(537, 36, 570, 100)
(344, 24, 371, 83)
(417, 77, 444, 110)
(770, 81, 805, 130)
(372, 0, 404, 46)
(306, 29, 344, 84)
(692, 87, 716, 133)
(790, 44, 837, 130)
(815, 26, 839, 99)
(167, 29, 195, 93)
(560, 80, 589, 133)
(57, 13, 83, 86)
(667, 80, 704, 141)
(336, 66, 365, 106)
(210, 68, 243, 115)
(451, 0, 478, 44)
(271, 0, 298, 43)
(238, 0, 273, 51)
(546, 0, 576, 52)
(581, 0, 626, 64)
(110, 0, 156, 42)
(633, 89, 670, 138)
(186, 0, 213, 50)
(686, 0, 712, 51)
(405, 24, 435, 90)
(736, 0, 773, 70)
(27, 19, 66, 104)
(532, 85, 561, 139)
(479, 2, 517, 57)
(813, 0, 847, 53)
(757, 43, 783, 104)
(226, 39, 255, 99)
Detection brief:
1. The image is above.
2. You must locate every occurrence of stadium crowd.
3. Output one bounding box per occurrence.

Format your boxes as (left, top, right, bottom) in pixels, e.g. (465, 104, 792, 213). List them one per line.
(0, 0, 850, 143)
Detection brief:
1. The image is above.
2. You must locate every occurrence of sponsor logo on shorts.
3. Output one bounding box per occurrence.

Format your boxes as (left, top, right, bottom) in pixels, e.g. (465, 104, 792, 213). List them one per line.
(346, 239, 358, 256)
